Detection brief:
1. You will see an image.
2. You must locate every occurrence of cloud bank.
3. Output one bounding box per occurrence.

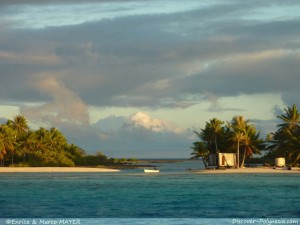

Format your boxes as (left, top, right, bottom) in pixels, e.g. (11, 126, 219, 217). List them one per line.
(60, 112, 192, 158)
(1, 0, 299, 157)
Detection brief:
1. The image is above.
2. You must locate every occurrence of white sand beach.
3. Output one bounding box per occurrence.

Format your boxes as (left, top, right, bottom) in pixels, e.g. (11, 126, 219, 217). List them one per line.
(194, 167, 300, 174)
(0, 167, 120, 173)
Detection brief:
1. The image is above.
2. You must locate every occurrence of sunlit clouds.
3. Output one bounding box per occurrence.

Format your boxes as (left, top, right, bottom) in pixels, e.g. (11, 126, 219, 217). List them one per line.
(21, 75, 90, 127)
(1, 0, 300, 157)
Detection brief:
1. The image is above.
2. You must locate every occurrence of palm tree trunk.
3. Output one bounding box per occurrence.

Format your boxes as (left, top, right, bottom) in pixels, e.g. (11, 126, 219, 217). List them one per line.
(202, 157, 208, 168)
(236, 141, 240, 168)
(12, 134, 16, 165)
(241, 148, 246, 168)
(11, 151, 14, 165)
(23, 148, 27, 162)
(215, 136, 218, 154)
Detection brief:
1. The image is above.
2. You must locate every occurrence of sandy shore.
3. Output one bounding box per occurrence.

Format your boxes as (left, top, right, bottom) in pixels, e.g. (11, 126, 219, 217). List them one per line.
(0, 167, 120, 173)
(194, 167, 300, 174)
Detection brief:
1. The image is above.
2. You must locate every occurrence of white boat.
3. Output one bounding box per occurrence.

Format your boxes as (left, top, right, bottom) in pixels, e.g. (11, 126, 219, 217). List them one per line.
(144, 169, 160, 173)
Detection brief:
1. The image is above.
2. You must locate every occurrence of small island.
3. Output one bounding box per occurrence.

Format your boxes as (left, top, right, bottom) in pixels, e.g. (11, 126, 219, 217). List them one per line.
(190, 104, 300, 171)
(0, 115, 140, 172)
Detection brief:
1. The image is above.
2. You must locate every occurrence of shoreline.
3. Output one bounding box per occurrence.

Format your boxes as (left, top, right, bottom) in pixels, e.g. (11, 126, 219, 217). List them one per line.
(1, 166, 299, 174)
(193, 167, 300, 174)
(0, 167, 120, 173)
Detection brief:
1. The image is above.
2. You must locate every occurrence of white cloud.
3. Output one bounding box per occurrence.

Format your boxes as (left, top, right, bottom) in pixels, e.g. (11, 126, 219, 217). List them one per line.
(124, 111, 183, 133)
(89, 111, 192, 158)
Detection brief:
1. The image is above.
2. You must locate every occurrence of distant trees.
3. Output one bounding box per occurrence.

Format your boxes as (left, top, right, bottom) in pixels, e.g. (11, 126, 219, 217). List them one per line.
(0, 114, 133, 167)
(0, 116, 82, 166)
(0, 124, 15, 166)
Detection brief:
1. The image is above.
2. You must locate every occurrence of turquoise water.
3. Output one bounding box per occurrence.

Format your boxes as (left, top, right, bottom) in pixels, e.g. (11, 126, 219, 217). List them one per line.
(0, 161, 299, 221)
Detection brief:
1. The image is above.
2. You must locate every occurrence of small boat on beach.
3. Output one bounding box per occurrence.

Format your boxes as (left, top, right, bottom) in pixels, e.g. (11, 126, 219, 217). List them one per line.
(144, 169, 160, 173)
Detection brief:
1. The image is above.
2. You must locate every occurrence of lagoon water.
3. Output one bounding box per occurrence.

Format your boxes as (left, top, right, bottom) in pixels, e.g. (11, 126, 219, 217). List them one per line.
(0, 161, 300, 224)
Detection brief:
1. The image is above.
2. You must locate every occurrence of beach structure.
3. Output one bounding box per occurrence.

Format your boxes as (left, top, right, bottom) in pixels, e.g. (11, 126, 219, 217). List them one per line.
(275, 157, 285, 167)
(209, 153, 237, 168)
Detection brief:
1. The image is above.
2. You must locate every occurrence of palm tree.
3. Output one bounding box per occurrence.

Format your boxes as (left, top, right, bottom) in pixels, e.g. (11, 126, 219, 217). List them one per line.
(0, 133, 7, 166)
(49, 127, 68, 150)
(19, 131, 36, 162)
(240, 125, 265, 168)
(0, 125, 16, 165)
(34, 127, 51, 153)
(228, 116, 248, 168)
(6, 115, 29, 164)
(231, 131, 244, 168)
(277, 104, 300, 131)
(190, 141, 210, 168)
(201, 118, 224, 153)
(8, 115, 29, 134)
(280, 128, 300, 166)
(207, 118, 224, 153)
(267, 104, 300, 165)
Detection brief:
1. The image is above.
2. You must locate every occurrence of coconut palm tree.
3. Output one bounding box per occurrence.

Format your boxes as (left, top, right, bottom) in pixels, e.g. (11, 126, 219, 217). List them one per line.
(231, 131, 244, 168)
(49, 127, 68, 150)
(279, 128, 300, 166)
(207, 118, 224, 153)
(228, 116, 248, 168)
(240, 125, 265, 168)
(8, 115, 29, 134)
(0, 125, 16, 165)
(267, 105, 300, 165)
(6, 115, 29, 164)
(277, 104, 300, 131)
(190, 141, 210, 168)
(18, 131, 36, 162)
(0, 133, 7, 166)
(34, 127, 51, 153)
(201, 118, 224, 153)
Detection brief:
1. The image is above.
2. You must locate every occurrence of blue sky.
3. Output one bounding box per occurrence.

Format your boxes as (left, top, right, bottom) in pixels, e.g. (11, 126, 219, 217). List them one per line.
(1, 0, 300, 158)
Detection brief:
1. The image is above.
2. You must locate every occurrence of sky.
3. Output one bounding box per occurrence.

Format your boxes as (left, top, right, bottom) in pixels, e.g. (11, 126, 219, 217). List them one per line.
(1, 0, 300, 158)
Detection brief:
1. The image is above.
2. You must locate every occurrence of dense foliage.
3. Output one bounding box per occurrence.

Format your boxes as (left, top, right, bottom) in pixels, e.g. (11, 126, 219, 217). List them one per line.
(0, 115, 136, 167)
(191, 104, 300, 167)
(191, 116, 265, 168)
(266, 104, 300, 166)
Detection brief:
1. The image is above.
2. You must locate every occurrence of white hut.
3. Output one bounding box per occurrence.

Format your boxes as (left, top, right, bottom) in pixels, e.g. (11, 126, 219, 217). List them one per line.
(209, 153, 237, 168)
(275, 157, 285, 167)
(218, 153, 237, 167)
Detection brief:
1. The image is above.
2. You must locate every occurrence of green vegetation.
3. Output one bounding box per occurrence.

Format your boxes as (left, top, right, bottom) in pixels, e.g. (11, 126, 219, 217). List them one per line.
(0, 115, 137, 167)
(266, 104, 300, 166)
(191, 104, 300, 168)
(191, 116, 265, 168)
(2, 105, 300, 168)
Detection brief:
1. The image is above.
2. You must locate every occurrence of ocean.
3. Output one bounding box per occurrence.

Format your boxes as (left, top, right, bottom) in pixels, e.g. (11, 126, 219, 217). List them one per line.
(0, 160, 299, 225)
